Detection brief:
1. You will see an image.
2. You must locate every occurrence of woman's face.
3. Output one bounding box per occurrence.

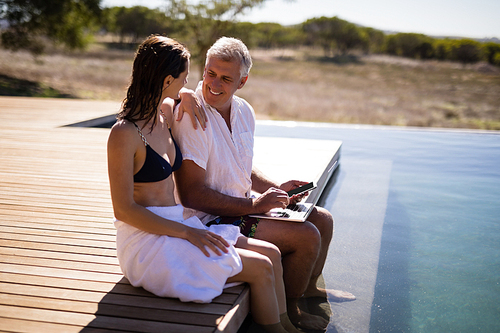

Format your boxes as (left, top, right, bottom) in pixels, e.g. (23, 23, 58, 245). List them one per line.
(166, 59, 189, 100)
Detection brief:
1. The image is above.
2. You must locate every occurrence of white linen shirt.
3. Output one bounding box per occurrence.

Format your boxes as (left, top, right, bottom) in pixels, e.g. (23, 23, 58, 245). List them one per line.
(172, 82, 256, 224)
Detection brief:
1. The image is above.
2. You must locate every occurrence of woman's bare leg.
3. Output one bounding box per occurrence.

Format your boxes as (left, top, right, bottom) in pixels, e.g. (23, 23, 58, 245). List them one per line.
(227, 247, 282, 328)
(230, 237, 300, 333)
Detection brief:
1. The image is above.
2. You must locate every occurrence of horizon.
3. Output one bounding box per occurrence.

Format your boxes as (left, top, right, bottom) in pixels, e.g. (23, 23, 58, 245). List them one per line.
(101, 0, 500, 40)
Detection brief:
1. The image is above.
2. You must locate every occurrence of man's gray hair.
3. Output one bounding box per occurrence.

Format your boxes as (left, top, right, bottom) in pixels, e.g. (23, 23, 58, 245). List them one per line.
(206, 37, 253, 78)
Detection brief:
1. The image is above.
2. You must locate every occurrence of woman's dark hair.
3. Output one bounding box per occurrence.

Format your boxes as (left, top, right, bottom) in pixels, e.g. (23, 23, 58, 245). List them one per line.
(118, 35, 190, 130)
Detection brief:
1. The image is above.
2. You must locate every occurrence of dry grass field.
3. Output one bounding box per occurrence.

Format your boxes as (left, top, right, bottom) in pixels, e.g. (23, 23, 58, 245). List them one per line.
(1, 46, 499, 130)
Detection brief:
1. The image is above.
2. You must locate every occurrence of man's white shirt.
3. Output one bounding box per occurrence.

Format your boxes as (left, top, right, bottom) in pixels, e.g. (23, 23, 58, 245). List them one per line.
(172, 81, 256, 224)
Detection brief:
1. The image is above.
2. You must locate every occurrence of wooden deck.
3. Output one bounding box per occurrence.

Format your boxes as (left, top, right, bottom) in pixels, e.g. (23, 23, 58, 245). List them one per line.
(0, 97, 250, 333)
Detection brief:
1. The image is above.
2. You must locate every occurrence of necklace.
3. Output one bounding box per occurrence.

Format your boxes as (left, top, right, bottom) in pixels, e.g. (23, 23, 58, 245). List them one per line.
(159, 109, 170, 128)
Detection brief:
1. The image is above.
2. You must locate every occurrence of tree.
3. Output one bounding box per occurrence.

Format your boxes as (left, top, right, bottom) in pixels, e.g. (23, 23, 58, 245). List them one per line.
(335, 21, 365, 55)
(433, 39, 453, 60)
(482, 42, 500, 65)
(303, 16, 367, 57)
(452, 39, 481, 65)
(303, 17, 334, 57)
(103, 6, 174, 45)
(384, 33, 434, 59)
(361, 27, 385, 54)
(250, 22, 304, 49)
(0, 0, 101, 55)
(418, 41, 434, 59)
(493, 52, 500, 66)
(165, 0, 268, 76)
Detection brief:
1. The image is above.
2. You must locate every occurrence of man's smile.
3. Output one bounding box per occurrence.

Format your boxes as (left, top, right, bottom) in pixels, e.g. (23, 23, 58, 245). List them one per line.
(208, 86, 223, 96)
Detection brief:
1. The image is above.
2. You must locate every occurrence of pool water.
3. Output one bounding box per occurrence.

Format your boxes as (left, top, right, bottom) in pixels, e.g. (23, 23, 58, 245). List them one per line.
(256, 122, 500, 333)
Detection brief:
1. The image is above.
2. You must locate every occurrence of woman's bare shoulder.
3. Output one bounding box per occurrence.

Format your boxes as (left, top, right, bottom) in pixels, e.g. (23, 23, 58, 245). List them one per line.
(110, 118, 136, 133)
(108, 119, 139, 146)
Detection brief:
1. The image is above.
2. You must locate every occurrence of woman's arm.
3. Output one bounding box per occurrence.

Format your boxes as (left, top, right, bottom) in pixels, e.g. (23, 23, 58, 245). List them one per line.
(173, 88, 207, 129)
(107, 121, 227, 256)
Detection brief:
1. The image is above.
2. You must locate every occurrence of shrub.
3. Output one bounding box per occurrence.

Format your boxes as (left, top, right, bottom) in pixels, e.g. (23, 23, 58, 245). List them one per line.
(434, 39, 453, 60)
(384, 33, 435, 59)
(482, 42, 500, 65)
(452, 39, 482, 65)
(493, 52, 500, 66)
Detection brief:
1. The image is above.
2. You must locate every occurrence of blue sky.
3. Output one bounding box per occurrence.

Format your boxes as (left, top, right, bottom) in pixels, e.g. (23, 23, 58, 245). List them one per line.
(101, 0, 500, 39)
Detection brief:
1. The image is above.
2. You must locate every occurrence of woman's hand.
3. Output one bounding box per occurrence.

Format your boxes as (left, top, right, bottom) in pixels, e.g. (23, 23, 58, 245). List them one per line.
(176, 88, 207, 130)
(184, 226, 230, 257)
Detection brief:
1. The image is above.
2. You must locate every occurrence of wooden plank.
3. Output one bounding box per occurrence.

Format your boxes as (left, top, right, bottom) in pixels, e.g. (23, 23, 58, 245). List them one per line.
(0, 293, 223, 327)
(0, 232, 117, 249)
(0, 305, 215, 333)
(0, 272, 243, 304)
(0, 225, 116, 242)
(0, 262, 123, 283)
(0, 224, 115, 241)
(0, 176, 111, 191)
(0, 247, 118, 265)
(0, 220, 116, 235)
(0, 283, 233, 314)
(0, 317, 92, 333)
(0, 254, 123, 275)
(215, 285, 251, 333)
(0, 185, 111, 201)
(0, 239, 117, 257)
(0, 203, 112, 218)
(0, 97, 250, 333)
(0, 210, 114, 226)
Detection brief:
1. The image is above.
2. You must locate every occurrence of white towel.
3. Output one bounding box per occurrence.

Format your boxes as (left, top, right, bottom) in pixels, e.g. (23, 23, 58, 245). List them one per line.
(114, 205, 243, 303)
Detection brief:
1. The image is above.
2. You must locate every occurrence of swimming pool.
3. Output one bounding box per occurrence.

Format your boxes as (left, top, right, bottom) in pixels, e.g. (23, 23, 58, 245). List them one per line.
(256, 121, 500, 333)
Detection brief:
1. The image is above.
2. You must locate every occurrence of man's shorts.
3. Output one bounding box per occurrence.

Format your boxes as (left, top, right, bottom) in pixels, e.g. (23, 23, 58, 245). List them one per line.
(206, 215, 260, 238)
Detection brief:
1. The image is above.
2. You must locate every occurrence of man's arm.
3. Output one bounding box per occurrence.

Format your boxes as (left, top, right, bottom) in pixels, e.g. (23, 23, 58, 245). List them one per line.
(175, 160, 289, 216)
(251, 166, 310, 204)
(251, 166, 280, 194)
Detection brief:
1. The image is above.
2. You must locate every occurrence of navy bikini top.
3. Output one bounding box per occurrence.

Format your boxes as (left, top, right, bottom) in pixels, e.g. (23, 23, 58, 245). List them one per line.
(133, 123, 182, 183)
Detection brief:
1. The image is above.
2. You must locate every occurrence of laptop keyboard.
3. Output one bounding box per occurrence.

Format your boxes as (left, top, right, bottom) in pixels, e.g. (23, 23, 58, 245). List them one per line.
(274, 203, 310, 219)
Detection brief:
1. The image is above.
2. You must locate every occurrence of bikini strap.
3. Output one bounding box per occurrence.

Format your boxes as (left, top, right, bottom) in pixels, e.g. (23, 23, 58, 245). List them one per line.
(132, 122, 149, 146)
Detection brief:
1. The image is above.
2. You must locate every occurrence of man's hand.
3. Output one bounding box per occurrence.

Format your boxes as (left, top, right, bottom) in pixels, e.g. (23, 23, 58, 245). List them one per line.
(176, 89, 206, 130)
(252, 187, 290, 213)
(280, 180, 310, 204)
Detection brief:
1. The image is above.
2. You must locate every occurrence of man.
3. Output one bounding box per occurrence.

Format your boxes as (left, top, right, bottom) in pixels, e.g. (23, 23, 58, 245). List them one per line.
(170, 37, 354, 330)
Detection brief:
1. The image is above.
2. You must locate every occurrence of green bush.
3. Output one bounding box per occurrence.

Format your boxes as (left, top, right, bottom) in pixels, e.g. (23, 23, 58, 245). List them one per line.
(493, 52, 500, 66)
(383, 33, 435, 59)
(433, 39, 453, 60)
(451, 39, 482, 64)
(482, 42, 500, 65)
(360, 27, 386, 53)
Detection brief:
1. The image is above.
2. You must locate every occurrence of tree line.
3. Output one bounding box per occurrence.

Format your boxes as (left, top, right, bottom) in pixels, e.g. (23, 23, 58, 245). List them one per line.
(1, 0, 499, 68)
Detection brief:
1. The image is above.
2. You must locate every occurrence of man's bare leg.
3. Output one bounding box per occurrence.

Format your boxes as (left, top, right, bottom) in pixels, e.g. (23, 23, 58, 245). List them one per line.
(254, 219, 329, 330)
(303, 206, 356, 301)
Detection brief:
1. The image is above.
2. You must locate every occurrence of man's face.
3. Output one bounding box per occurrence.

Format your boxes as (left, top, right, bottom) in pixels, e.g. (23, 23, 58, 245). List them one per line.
(202, 56, 247, 113)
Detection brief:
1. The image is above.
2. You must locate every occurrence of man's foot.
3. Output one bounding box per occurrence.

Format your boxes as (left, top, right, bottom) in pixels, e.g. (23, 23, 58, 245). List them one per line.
(303, 287, 356, 302)
(288, 308, 329, 331)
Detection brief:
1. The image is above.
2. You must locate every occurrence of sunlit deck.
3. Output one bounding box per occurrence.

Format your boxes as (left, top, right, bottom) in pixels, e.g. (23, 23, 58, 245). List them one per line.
(0, 97, 250, 332)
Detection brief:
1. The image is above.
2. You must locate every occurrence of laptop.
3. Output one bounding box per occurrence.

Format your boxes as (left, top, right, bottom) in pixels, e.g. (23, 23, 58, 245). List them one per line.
(249, 141, 341, 222)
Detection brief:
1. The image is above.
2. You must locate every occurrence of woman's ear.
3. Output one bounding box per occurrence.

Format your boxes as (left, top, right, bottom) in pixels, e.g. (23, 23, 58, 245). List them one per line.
(163, 75, 174, 90)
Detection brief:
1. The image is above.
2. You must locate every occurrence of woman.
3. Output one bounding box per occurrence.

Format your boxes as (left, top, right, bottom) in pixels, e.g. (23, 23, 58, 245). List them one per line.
(107, 35, 299, 333)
